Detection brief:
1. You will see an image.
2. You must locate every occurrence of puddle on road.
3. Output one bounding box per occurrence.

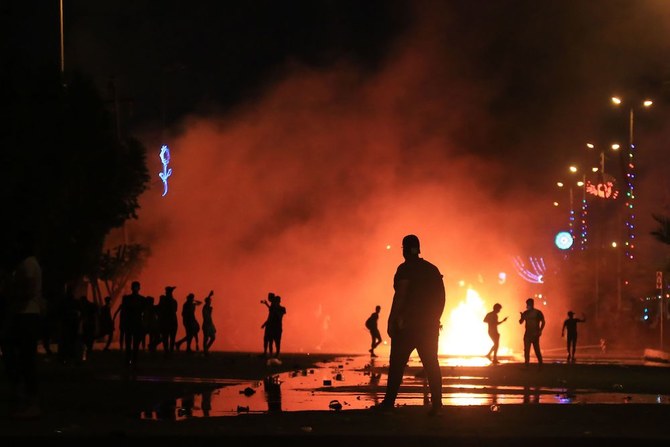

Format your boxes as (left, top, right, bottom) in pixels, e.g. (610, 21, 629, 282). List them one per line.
(139, 355, 670, 420)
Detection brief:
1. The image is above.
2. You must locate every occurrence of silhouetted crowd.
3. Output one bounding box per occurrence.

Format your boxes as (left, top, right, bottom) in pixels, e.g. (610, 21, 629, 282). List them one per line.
(34, 282, 218, 369)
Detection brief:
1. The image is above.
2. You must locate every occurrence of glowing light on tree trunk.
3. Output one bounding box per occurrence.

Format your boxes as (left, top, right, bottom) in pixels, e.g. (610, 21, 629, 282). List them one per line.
(159, 145, 173, 197)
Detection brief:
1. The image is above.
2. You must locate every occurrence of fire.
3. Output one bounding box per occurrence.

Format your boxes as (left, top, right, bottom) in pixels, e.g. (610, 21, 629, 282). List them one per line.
(439, 288, 512, 359)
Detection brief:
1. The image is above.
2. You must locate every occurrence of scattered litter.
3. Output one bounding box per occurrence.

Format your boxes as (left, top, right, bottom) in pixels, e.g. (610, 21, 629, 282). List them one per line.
(236, 405, 249, 413)
(240, 387, 255, 396)
(490, 405, 500, 412)
(329, 400, 343, 411)
(301, 426, 313, 433)
(323, 379, 332, 386)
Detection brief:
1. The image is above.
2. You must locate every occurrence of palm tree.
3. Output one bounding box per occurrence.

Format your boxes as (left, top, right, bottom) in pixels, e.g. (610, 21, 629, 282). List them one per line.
(651, 214, 670, 246)
(651, 214, 670, 280)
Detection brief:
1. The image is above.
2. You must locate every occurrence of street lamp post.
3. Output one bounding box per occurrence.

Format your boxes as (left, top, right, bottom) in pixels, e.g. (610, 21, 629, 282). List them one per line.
(585, 142, 622, 322)
(611, 96, 653, 313)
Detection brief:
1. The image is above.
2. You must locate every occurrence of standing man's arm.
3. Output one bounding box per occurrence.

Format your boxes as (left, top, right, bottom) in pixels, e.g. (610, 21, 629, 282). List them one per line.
(539, 312, 546, 333)
(388, 279, 409, 339)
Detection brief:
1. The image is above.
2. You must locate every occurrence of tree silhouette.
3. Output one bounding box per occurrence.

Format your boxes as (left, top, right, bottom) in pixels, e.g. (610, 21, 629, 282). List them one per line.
(1, 68, 150, 304)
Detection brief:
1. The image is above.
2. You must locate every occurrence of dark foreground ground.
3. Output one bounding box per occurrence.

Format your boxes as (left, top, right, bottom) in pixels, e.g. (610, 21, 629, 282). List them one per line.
(2, 349, 670, 446)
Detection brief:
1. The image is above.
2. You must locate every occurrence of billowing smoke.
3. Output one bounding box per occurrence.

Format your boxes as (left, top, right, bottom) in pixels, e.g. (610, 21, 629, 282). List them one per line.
(127, 13, 553, 355)
(115, 1, 670, 354)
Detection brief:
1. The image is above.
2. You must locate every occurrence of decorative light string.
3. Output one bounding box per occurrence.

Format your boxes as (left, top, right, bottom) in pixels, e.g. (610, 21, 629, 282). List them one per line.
(624, 144, 635, 260)
(512, 256, 546, 284)
(579, 197, 588, 250)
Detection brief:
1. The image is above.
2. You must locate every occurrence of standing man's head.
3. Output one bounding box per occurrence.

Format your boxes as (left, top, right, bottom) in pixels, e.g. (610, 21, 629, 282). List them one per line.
(131, 281, 141, 293)
(567, 311, 574, 318)
(526, 298, 534, 309)
(375, 305, 381, 313)
(402, 234, 421, 259)
(493, 303, 502, 313)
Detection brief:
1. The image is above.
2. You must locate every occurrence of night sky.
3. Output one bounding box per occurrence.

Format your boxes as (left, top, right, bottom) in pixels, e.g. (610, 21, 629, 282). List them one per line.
(6, 1, 670, 353)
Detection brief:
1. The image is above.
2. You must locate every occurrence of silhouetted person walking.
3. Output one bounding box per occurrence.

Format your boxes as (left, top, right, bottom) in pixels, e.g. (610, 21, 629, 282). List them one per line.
(484, 303, 507, 364)
(519, 297, 545, 367)
(375, 234, 445, 415)
(202, 291, 216, 355)
(562, 311, 586, 363)
(176, 293, 201, 352)
(365, 305, 382, 357)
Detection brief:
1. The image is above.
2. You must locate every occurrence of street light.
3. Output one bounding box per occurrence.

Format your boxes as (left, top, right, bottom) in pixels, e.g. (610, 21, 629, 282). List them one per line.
(611, 96, 653, 262)
(611, 96, 653, 314)
(556, 165, 588, 250)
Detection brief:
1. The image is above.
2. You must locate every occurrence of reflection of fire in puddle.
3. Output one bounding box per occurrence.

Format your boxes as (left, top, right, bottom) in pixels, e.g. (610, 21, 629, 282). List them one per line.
(138, 355, 670, 421)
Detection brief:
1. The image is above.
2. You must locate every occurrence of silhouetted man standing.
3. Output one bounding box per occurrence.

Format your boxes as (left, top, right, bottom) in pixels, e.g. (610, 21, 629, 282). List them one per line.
(519, 297, 545, 367)
(562, 311, 586, 363)
(0, 230, 44, 418)
(484, 303, 507, 364)
(121, 281, 146, 368)
(375, 234, 445, 415)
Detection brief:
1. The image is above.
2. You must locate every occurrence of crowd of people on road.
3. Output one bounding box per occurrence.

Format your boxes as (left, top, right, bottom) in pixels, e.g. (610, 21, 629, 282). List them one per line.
(1, 228, 587, 420)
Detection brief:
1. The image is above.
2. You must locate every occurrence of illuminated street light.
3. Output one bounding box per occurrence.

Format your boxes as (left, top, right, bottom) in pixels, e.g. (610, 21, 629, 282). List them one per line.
(611, 96, 653, 313)
(556, 165, 588, 251)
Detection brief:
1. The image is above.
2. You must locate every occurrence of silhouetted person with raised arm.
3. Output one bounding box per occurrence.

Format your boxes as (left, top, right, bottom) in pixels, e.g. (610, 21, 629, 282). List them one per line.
(484, 303, 507, 364)
(175, 293, 202, 353)
(98, 296, 114, 351)
(120, 281, 146, 369)
(562, 311, 586, 363)
(157, 286, 179, 356)
(519, 297, 545, 368)
(374, 234, 446, 416)
(265, 294, 286, 358)
(260, 292, 275, 357)
(0, 230, 44, 418)
(201, 291, 216, 355)
(365, 305, 382, 357)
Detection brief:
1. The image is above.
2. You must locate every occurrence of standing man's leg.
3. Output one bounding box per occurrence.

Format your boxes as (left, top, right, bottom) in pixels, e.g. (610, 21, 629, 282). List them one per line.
(416, 326, 442, 411)
(124, 330, 132, 366)
(532, 337, 543, 365)
(274, 331, 282, 357)
(492, 333, 500, 362)
(382, 334, 414, 407)
(523, 335, 531, 365)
